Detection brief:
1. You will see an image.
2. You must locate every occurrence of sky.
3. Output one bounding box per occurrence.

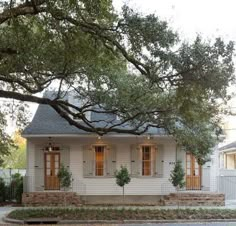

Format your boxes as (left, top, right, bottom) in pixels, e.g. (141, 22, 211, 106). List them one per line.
(114, 0, 236, 42)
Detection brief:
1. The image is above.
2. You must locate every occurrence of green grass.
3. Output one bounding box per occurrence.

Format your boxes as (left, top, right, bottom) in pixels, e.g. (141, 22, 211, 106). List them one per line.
(7, 208, 236, 221)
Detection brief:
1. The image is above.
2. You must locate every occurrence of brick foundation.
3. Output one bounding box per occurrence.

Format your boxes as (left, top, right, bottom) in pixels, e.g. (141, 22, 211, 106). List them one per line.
(163, 192, 225, 206)
(22, 192, 81, 206)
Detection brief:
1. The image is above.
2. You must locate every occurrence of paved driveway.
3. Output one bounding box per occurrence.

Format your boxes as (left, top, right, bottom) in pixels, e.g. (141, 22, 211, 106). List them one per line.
(0, 206, 17, 224)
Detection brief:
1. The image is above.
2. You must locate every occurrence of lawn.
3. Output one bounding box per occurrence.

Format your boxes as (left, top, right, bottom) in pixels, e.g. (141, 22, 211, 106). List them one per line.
(7, 208, 236, 221)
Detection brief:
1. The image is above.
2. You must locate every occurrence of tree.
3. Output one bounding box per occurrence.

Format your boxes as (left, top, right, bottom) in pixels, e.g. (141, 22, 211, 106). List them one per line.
(57, 164, 73, 191)
(57, 164, 73, 206)
(115, 165, 131, 203)
(169, 161, 185, 209)
(169, 161, 185, 189)
(3, 131, 26, 169)
(0, 0, 234, 162)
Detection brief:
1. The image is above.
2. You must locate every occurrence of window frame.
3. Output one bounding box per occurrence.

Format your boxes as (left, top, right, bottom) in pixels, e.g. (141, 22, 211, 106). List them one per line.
(94, 145, 106, 177)
(141, 145, 153, 177)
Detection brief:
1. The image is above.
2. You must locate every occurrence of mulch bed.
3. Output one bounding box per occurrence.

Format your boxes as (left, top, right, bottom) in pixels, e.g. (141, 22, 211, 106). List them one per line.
(7, 208, 236, 220)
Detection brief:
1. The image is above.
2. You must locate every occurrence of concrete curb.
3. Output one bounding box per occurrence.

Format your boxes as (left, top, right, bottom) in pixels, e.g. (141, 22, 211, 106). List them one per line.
(3, 217, 24, 224)
(59, 219, 236, 224)
(4, 217, 236, 224)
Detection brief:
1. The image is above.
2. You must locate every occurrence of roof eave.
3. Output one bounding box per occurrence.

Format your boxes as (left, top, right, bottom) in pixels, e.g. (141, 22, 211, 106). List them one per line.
(22, 133, 171, 138)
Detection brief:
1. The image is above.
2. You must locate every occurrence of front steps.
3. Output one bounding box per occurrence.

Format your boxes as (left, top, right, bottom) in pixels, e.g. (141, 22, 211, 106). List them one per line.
(22, 192, 81, 206)
(163, 192, 225, 206)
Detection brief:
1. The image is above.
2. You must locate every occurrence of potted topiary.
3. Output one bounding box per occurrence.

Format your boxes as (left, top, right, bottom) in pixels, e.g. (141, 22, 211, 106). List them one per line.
(169, 160, 185, 209)
(115, 165, 131, 204)
(57, 164, 73, 206)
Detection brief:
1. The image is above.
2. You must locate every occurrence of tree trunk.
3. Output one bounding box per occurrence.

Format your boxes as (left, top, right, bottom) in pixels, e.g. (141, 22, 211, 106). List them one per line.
(122, 186, 124, 204)
(64, 188, 67, 207)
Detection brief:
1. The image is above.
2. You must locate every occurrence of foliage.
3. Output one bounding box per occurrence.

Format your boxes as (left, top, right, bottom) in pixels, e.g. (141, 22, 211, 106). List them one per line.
(3, 131, 26, 169)
(115, 165, 131, 187)
(0, 0, 235, 162)
(57, 164, 73, 190)
(115, 165, 131, 202)
(11, 173, 23, 203)
(0, 173, 23, 203)
(169, 161, 185, 189)
(8, 208, 236, 221)
(0, 177, 6, 202)
(0, 111, 16, 166)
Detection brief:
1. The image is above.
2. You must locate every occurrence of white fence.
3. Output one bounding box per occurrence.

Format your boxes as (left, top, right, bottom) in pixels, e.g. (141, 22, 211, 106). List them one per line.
(0, 168, 26, 183)
(218, 176, 236, 200)
(202, 167, 210, 190)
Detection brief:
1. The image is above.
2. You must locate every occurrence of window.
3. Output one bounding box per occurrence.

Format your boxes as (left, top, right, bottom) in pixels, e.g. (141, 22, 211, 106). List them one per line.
(225, 153, 236, 169)
(142, 146, 151, 176)
(95, 146, 105, 176)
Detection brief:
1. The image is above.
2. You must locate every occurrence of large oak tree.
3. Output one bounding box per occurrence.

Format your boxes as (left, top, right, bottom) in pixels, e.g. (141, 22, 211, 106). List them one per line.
(0, 0, 234, 164)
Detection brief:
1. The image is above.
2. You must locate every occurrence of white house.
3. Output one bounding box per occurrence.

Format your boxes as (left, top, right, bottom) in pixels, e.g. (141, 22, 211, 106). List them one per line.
(22, 94, 220, 205)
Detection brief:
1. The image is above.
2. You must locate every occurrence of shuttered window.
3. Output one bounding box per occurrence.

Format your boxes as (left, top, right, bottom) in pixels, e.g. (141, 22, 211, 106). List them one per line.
(130, 144, 164, 177)
(83, 145, 116, 177)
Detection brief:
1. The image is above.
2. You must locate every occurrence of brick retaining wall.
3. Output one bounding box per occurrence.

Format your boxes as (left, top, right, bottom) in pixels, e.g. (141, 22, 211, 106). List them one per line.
(163, 192, 225, 206)
(22, 192, 81, 206)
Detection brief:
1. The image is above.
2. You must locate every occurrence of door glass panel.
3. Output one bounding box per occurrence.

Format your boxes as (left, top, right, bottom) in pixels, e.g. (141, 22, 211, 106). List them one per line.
(47, 161, 51, 168)
(47, 169, 51, 176)
(46, 155, 50, 161)
(195, 170, 199, 176)
(187, 169, 191, 175)
(187, 155, 191, 161)
(55, 155, 59, 161)
(55, 162, 59, 168)
(187, 162, 191, 168)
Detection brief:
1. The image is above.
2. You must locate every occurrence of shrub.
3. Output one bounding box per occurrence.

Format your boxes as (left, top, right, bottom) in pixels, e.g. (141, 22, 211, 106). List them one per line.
(11, 173, 23, 203)
(0, 177, 6, 202)
(57, 164, 73, 190)
(169, 160, 185, 189)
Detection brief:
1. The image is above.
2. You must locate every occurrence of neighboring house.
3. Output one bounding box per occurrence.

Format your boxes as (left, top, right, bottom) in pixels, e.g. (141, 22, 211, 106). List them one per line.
(217, 141, 236, 200)
(214, 97, 236, 200)
(22, 93, 218, 204)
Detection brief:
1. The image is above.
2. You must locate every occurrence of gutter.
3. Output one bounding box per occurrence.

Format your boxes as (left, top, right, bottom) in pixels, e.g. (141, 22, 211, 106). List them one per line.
(22, 134, 171, 138)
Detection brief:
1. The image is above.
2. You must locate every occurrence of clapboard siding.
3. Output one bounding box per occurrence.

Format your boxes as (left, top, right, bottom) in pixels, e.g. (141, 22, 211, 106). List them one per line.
(25, 136, 213, 195)
(26, 140, 35, 192)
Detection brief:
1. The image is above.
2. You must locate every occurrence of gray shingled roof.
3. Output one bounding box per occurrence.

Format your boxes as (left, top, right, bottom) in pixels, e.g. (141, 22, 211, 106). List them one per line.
(218, 141, 236, 151)
(22, 104, 164, 136)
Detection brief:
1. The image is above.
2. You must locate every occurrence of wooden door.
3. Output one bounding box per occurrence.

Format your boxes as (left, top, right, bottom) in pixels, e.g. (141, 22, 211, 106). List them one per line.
(186, 153, 201, 190)
(45, 152, 60, 190)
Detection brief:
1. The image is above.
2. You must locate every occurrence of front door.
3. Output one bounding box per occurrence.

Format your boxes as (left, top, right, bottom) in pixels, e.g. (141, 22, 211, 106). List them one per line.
(186, 153, 201, 190)
(45, 152, 60, 190)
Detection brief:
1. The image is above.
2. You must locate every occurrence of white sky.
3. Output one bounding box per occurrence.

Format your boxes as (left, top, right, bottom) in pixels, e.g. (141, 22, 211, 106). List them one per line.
(114, 0, 236, 42)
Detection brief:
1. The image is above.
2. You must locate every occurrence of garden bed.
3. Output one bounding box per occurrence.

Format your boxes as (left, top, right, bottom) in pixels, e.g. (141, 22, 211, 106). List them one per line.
(7, 208, 236, 221)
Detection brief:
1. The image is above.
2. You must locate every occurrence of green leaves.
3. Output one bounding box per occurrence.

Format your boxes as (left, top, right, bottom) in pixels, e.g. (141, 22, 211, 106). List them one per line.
(0, 0, 235, 161)
(115, 165, 131, 187)
(169, 161, 185, 189)
(57, 164, 73, 190)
